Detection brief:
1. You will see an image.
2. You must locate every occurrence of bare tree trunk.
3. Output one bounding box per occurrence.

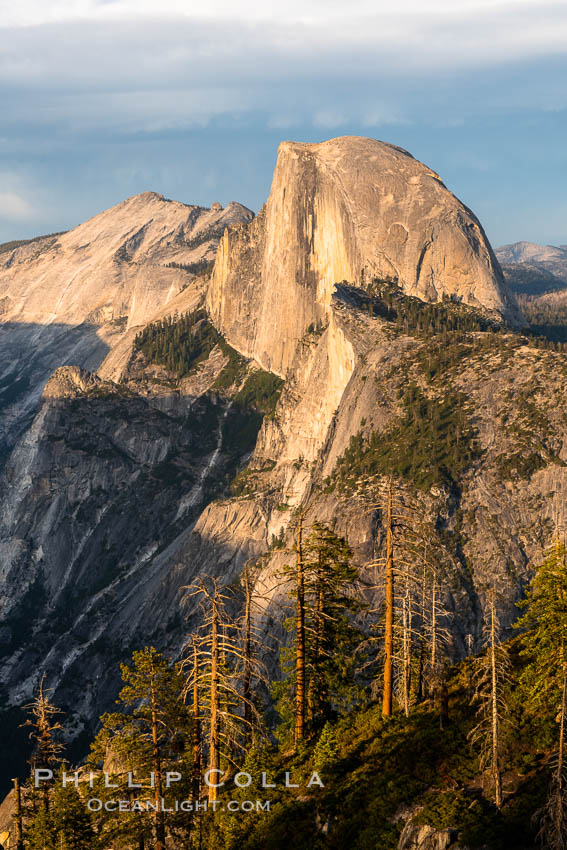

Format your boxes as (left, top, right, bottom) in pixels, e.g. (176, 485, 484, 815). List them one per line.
(209, 599, 220, 802)
(192, 642, 201, 799)
(243, 566, 252, 741)
(382, 481, 394, 718)
(150, 673, 166, 850)
(416, 564, 427, 703)
(402, 582, 411, 717)
(490, 601, 502, 809)
(430, 567, 438, 698)
(295, 514, 306, 745)
(13, 777, 23, 850)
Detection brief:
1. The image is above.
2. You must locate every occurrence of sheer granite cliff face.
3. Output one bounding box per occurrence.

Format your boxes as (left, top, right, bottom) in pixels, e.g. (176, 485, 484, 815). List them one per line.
(207, 136, 522, 376)
(0, 138, 558, 798)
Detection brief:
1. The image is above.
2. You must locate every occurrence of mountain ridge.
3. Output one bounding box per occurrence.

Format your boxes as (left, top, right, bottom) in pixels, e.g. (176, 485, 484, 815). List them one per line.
(0, 193, 253, 453)
(208, 135, 523, 376)
(1, 137, 565, 812)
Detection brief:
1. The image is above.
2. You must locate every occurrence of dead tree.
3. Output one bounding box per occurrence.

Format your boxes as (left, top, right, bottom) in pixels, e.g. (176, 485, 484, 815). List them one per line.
(294, 513, 306, 744)
(12, 777, 23, 850)
(23, 674, 64, 812)
(182, 577, 266, 803)
(191, 639, 201, 799)
(468, 592, 510, 809)
(359, 477, 453, 719)
(383, 480, 395, 717)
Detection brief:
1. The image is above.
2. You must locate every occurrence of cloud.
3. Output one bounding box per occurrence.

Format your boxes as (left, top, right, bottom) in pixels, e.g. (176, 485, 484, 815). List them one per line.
(0, 4, 563, 143)
(362, 110, 409, 128)
(0, 2, 565, 246)
(267, 113, 300, 129)
(313, 109, 347, 129)
(1, 3, 566, 92)
(5, 0, 567, 29)
(0, 192, 35, 221)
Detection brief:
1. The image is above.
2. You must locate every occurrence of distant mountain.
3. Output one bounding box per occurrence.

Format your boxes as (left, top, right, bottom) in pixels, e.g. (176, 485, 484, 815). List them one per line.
(495, 241, 567, 340)
(0, 193, 253, 453)
(2, 137, 567, 832)
(496, 241, 567, 295)
(496, 240, 567, 266)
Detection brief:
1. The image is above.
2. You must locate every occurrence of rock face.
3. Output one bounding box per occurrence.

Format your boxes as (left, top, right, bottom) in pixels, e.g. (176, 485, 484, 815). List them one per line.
(0, 193, 252, 454)
(0, 138, 562, 805)
(0, 354, 266, 787)
(207, 136, 522, 376)
(398, 822, 461, 850)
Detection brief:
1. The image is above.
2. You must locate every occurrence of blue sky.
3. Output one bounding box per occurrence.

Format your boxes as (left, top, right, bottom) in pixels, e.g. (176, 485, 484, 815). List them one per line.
(1, 0, 566, 248)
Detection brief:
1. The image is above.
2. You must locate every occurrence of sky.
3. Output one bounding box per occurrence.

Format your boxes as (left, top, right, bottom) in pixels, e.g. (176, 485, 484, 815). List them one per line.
(0, 0, 566, 248)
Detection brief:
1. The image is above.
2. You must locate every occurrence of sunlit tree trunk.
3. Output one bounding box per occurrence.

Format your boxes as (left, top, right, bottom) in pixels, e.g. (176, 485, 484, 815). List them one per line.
(490, 600, 502, 809)
(382, 481, 394, 718)
(243, 566, 252, 742)
(295, 514, 306, 744)
(13, 777, 23, 850)
(208, 599, 220, 803)
(307, 562, 325, 727)
(402, 582, 412, 717)
(192, 642, 201, 799)
(416, 564, 427, 703)
(430, 567, 438, 691)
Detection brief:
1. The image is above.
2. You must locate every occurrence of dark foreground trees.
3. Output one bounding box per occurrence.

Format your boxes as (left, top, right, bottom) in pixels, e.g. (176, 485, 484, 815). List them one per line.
(516, 539, 567, 850)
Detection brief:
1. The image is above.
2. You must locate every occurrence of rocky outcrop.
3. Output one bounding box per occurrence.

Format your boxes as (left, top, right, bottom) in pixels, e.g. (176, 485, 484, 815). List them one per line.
(207, 136, 522, 376)
(398, 822, 461, 850)
(0, 139, 562, 805)
(0, 193, 252, 333)
(0, 194, 252, 454)
(0, 349, 264, 784)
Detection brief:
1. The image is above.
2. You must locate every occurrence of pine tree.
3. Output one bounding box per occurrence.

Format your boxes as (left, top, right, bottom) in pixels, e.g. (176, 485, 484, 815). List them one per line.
(275, 518, 363, 742)
(294, 512, 306, 744)
(360, 478, 453, 719)
(51, 772, 96, 850)
(89, 647, 192, 849)
(182, 577, 265, 802)
(468, 592, 511, 808)
(21, 674, 65, 835)
(25, 805, 56, 850)
(516, 539, 567, 849)
(303, 521, 361, 730)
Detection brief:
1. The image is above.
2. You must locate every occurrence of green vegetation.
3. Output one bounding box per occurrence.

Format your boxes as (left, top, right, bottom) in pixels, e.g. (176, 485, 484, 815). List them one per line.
(10, 531, 567, 850)
(352, 278, 497, 335)
(350, 277, 567, 351)
(330, 383, 481, 493)
(222, 407, 264, 459)
(518, 294, 567, 346)
(494, 450, 547, 481)
(0, 231, 66, 256)
(413, 334, 500, 381)
(134, 309, 221, 377)
(234, 369, 284, 417)
(164, 259, 215, 277)
(210, 338, 247, 389)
